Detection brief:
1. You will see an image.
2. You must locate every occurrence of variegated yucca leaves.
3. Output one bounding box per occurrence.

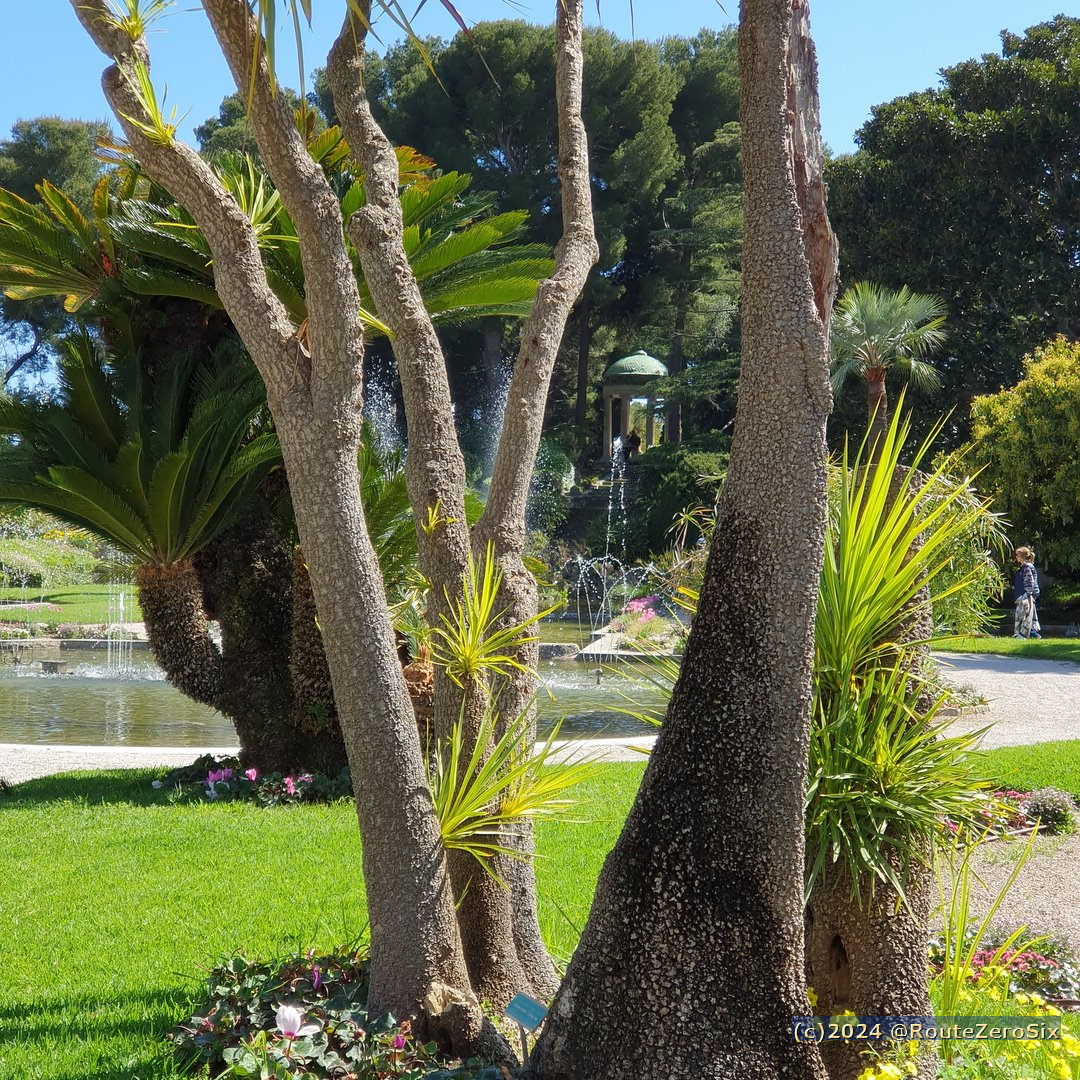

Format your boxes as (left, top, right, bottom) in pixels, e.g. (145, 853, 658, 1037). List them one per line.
(807, 401, 996, 910)
(429, 702, 601, 874)
(0, 333, 280, 567)
(431, 541, 556, 689)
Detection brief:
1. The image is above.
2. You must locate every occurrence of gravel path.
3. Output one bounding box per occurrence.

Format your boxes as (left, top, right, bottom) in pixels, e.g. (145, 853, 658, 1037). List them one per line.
(937, 651, 1080, 748)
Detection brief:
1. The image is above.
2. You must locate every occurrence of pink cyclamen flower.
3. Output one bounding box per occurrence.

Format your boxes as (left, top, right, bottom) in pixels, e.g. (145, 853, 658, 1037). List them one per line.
(392, 1033, 406, 1050)
(221, 768, 234, 781)
(207, 769, 224, 784)
(284, 776, 296, 796)
(244, 768, 258, 781)
(298, 774, 313, 785)
(275, 1004, 320, 1040)
(312, 965, 322, 991)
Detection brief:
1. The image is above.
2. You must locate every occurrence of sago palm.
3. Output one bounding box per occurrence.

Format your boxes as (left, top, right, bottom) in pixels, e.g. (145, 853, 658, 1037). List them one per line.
(0, 333, 280, 702)
(830, 281, 947, 450)
(0, 145, 553, 342)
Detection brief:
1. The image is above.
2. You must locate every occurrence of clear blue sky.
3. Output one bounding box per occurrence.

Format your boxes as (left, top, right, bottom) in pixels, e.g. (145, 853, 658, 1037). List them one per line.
(0, 2, 1068, 156)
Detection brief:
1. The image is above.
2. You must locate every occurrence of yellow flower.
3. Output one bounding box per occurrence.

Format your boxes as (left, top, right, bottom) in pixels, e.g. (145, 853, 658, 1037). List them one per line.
(1048, 1056, 1071, 1080)
(878, 1065, 903, 1080)
(1015, 992, 1031, 1005)
(806, 986, 818, 1008)
(856, 1070, 877, 1080)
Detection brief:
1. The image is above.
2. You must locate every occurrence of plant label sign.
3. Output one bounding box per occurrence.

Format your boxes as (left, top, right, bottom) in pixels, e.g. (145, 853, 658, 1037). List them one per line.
(505, 993, 548, 1031)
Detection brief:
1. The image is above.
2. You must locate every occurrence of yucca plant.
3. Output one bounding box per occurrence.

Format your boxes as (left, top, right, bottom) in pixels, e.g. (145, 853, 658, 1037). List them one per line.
(815, 403, 986, 700)
(805, 666, 992, 908)
(429, 702, 600, 876)
(430, 541, 554, 689)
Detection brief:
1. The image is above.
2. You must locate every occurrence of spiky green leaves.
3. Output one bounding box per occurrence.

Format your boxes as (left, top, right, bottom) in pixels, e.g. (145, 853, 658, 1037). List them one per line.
(808, 404, 996, 910)
(0, 334, 280, 567)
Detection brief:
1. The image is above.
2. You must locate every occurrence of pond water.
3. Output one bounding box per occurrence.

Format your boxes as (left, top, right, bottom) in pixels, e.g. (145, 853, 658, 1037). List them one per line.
(0, 647, 667, 747)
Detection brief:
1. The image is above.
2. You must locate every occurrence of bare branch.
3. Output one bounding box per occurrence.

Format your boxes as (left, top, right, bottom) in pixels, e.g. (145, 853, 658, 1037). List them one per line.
(477, 0, 599, 550)
(326, 8, 472, 573)
(201, 0, 365, 414)
(69, 0, 296, 402)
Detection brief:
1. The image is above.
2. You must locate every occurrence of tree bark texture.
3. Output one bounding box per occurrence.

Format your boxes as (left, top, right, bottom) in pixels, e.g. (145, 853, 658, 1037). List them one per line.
(134, 561, 222, 709)
(529, 0, 836, 1075)
(72, 0, 481, 1037)
(806, 859, 936, 1080)
(196, 497, 303, 773)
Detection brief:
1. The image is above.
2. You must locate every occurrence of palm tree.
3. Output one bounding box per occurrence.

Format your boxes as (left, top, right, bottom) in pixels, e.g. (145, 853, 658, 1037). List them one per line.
(0, 332, 280, 705)
(830, 281, 947, 448)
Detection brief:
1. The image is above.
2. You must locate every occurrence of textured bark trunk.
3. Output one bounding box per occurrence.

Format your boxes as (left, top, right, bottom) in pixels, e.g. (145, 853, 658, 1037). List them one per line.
(289, 549, 348, 775)
(529, 1, 835, 1075)
(73, 0, 489, 1046)
(448, 680, 531, 1008)
(135, 561, 223, 709)
(195, 498, 302, 773)
(806, 860, 936, 1080)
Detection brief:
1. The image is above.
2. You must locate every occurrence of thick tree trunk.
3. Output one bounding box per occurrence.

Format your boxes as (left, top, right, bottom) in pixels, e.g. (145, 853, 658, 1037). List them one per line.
(529, 1, 836, 1076)
(806, 859, 936, 1080)
(73, 0, 491, 1046)
(135, 561, 222, 709)
(195, 498, 303, 773)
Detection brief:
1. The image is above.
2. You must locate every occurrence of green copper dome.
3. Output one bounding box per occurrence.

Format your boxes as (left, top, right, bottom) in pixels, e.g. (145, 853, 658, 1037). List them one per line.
(602, 349, 668, 384)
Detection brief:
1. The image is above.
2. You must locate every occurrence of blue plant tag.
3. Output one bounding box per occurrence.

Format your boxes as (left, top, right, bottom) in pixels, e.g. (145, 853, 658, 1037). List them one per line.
(505, 992, 548, 1031)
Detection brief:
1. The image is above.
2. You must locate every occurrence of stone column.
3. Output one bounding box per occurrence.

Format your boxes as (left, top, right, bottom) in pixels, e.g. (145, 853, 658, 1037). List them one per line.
(645, 396, 655, 448)
(602, 389, 613, 455)
(619, 394, 631, 442)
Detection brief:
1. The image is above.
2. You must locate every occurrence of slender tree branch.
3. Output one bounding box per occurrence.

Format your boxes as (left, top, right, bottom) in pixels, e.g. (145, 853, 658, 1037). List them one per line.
(326, 7, 472, 577)
(200, 0, 365, 414)
(70, 0, 296, 402)
(478, 0, 598, 549)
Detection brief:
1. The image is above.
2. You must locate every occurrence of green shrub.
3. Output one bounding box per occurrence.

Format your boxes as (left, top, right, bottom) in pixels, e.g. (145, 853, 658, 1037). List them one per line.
(626, 436, 727, 558)
(969, 336, 1080, 573)
(1023, 786, 1077, 835)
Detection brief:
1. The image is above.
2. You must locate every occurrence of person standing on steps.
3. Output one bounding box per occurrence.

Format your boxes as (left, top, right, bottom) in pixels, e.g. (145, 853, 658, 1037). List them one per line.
(1013, 545, 1042, 639)
(625, 428, 642, 460)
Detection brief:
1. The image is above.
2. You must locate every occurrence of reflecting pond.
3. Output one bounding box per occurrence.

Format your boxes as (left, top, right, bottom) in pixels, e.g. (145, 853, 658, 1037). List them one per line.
(0, 646, 668, 747)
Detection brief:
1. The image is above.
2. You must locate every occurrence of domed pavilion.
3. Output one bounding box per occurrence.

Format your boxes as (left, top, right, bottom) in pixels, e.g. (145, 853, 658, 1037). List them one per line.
(601, 349, 668, 459)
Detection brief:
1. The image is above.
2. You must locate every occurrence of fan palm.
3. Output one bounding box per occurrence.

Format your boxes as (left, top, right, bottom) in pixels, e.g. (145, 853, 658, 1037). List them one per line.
(830, 281, 947, 450)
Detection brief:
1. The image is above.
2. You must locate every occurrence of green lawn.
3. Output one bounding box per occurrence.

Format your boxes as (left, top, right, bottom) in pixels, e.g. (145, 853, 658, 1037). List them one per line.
(1, 746, 1075, 1079)
(936, 635, 1080, 665)
(0, 584, 141, 626)
(0, 763, 643, 1080)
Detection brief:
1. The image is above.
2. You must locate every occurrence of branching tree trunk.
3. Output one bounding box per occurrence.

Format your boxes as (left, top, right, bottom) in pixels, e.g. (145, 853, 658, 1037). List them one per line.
(73, 0, 484, 1042)
(328, 0, 596, 1006)
(529, 1, 836, 1076)
(73, 0, 596, 1042)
